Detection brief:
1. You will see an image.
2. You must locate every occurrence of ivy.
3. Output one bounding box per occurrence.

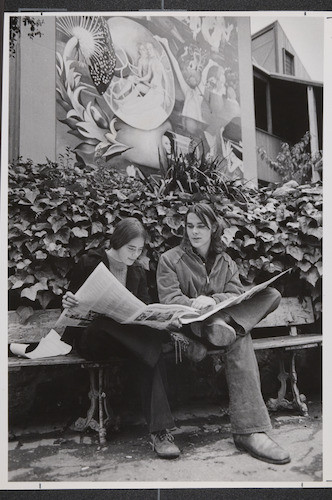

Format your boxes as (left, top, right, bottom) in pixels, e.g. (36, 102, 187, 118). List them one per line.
(8, 157, 322, 319)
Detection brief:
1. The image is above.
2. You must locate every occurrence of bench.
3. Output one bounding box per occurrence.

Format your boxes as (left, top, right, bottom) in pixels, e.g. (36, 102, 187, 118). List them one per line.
(8, 297, 322, 444)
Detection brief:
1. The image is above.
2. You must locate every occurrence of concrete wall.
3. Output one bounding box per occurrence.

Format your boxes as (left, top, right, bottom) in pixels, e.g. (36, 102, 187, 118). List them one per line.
(15, 17, 56, 163)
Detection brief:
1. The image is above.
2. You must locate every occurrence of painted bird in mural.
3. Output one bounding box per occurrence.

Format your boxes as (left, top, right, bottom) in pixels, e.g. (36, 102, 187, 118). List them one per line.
(57, 16, 117, 95)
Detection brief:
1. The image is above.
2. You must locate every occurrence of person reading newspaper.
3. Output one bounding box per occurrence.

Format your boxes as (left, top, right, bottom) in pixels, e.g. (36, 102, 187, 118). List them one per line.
(157, 202, 291, 465)
(61, 218, 185, 459)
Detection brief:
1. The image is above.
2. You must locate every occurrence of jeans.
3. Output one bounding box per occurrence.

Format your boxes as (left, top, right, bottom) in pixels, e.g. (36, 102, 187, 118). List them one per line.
(195, 287, 281, 434)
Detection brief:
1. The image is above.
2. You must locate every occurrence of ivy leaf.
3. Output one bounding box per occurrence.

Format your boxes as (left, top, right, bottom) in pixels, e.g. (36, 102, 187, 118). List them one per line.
(221, 226, 238, 245)
(297, 261, 311, 273)
(286, 245, 304, 261)
(25, 241, 39, 253)
(16, 305, 34, 323)
(257, 232, 274, 243)
(72, 227, 89, 238)
(306, 227, 322, 239)
(243, 236, 256, 247)
(91, 221, 104, 234)
(36, 250, 48, 260)
(21, 282, 48, 301)
(23, 188, 40, 204)
(16, 259, 32, 270)
(303, 267, 320, 287)
(164, 216, 182, 230)
(37, 290, 54, 309)
(10, 278, 25, 289)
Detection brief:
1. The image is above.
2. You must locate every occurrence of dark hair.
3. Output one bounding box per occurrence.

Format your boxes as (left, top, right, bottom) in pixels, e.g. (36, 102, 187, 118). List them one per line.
(110, 218, 147, 250)
(183, 203, 225, 254)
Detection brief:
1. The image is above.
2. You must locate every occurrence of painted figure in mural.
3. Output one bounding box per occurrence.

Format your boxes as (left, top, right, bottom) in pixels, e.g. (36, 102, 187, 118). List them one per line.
(61, 218, 189, 459)
(104, 38, 173, 130)
(157, 203, 291, 465)
(201, 16, 234, 52)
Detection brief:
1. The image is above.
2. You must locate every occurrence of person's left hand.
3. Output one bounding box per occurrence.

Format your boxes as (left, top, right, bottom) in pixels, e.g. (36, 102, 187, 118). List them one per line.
(191, 295, 216, 310)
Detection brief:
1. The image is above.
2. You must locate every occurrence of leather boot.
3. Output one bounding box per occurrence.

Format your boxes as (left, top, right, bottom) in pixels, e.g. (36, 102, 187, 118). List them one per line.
(233, 432, 291, 464)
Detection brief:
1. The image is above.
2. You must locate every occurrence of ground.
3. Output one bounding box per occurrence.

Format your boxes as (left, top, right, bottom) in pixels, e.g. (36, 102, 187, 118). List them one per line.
(8, 398, 322, 485)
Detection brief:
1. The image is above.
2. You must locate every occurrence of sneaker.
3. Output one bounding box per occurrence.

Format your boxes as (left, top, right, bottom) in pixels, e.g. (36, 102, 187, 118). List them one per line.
(170, 332, 207, 363)
(150, 430, 180, 459)
(205, 313, 236, 347)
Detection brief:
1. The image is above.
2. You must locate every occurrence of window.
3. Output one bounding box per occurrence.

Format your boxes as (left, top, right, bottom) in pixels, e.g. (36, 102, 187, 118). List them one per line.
(283, 49, 295, 76)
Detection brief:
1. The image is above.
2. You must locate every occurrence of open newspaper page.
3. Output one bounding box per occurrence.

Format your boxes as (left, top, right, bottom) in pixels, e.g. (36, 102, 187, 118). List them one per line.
(179, 268, 291, 324)
(55, 263, 290, 331)
(56, 262, 146, 328)
(55, 262, 199, 330)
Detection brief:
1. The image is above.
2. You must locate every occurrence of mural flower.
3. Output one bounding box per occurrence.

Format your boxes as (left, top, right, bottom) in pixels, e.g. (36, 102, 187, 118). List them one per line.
(56, 16, 131, 163)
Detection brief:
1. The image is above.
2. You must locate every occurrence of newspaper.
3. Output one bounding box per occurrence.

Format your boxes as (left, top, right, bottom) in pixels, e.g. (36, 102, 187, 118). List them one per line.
(10, 329, 72, 359)
(55, 262, 291, 331)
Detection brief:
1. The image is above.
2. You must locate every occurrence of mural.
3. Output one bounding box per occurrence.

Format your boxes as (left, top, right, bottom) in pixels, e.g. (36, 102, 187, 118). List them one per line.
(56, 15, 243, 178)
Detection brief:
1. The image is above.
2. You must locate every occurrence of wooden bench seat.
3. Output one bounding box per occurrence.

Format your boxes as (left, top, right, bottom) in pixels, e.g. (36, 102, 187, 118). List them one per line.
(8, 296, 322, 443)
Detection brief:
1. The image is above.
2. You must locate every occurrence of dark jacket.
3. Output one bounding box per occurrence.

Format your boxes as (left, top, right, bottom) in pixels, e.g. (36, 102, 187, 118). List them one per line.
(61, 248, 151, 345)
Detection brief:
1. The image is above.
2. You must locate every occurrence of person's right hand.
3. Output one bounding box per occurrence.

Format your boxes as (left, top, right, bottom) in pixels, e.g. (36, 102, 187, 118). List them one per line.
(62, 291, 79, 309)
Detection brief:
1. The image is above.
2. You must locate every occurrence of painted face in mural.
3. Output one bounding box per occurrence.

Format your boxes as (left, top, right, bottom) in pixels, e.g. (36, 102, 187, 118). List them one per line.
(179, 45, 207, 89)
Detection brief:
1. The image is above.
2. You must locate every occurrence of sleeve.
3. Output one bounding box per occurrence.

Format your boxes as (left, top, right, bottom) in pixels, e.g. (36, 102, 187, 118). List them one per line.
(211, 256, 244, 304)
(67, 254, 95, 294)
(157, 252, 193, 306)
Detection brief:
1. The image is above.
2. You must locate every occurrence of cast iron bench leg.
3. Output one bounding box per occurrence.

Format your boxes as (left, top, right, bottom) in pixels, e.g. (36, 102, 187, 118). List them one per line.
(71, 367, 99, 434)
(71, 365, 112, 443)
(290, 351, 308, 416)
(98, 367, 107, 445)
(266, 350, 308, 415)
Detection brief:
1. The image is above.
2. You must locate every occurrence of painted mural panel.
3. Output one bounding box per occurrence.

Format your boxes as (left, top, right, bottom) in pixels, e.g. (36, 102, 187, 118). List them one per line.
(56, 15, 243, 179)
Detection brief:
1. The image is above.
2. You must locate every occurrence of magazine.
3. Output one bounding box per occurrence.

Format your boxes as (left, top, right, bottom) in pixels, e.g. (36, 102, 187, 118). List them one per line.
(55, 262, 291, 331)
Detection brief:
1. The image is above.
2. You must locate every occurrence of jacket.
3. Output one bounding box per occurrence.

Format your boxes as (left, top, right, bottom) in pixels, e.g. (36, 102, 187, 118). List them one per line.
(157, 243, 244, 306)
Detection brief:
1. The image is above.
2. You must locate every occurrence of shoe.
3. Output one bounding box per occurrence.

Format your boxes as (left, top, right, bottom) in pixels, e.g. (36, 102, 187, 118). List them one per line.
(150, 430, 180, 459)
(233, 432, 291, 465)
(205, 315, 236, 347)
(170, 332, 207, 363)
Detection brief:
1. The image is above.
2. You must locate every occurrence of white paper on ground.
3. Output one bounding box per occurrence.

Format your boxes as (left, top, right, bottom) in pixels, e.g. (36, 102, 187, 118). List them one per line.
(10, 329, 72, 359)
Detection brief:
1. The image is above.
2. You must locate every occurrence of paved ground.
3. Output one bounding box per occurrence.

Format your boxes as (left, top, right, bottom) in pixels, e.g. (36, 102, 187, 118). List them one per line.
(8, 399, 322, 484)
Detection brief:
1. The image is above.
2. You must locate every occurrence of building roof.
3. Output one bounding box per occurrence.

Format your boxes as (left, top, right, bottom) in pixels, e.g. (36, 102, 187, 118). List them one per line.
(253, 61, 323, 88)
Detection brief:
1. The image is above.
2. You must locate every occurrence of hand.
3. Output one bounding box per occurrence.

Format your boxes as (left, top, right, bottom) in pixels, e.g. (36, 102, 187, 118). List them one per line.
(62, 291, 79, 309)
(191, 295, 216, 311)
(166, 311, 183, 331)
(154, 35, 168, 48)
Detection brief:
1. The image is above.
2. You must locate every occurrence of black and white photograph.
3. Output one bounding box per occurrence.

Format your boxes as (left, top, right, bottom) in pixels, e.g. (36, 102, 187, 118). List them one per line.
(1, 9, 329, 489)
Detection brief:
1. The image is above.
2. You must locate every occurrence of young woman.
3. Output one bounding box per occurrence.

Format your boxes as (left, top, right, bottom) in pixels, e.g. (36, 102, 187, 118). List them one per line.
(61, 218, 180, 459)
(157, 203, 291, 465)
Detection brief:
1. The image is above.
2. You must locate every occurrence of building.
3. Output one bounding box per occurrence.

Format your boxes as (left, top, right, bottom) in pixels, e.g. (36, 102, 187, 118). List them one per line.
(252, 21, 323, 185)
(6, 15, 323, 186)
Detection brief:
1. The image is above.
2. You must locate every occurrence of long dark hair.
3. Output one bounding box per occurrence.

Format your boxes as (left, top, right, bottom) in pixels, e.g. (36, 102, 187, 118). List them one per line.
(110, 218, 147, 250)
(183, 203, 225, 254)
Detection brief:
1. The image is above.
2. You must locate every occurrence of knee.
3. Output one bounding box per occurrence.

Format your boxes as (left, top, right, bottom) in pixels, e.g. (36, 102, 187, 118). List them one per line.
(268, 287, 282, 307)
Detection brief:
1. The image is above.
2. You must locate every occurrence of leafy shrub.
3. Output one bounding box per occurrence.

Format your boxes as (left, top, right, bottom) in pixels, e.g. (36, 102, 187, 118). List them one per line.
(258, 132, 322, 185)
(8, 157, 322, 319)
